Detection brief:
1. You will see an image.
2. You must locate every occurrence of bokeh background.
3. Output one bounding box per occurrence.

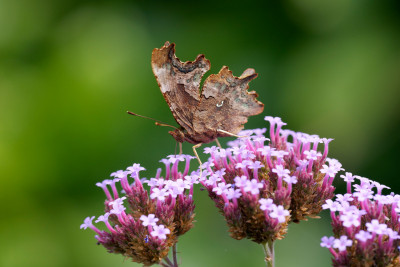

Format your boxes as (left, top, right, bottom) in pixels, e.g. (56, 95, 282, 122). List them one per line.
(1, 0, 399, 266)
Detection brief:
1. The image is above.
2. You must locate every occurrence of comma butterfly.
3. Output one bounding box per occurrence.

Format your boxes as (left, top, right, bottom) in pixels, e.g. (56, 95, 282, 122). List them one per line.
(151, 42, 264, 145)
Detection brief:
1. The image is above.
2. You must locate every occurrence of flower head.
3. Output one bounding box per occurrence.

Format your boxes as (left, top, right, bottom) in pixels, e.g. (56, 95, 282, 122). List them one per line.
(81, 154, 196, 266)
(200, 117, 337, 244)
(321, 176, 400, 266)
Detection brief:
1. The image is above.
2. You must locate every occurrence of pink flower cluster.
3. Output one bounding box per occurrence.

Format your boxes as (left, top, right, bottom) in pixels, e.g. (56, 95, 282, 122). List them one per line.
(80, 154, 197, 266)
(321, 173, 400, 266)
(200, 116, 339, 243)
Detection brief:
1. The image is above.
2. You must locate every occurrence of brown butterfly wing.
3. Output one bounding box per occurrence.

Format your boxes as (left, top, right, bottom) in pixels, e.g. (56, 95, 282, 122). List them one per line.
(151, 42, 210, 134)
(192, 66, 264, 142)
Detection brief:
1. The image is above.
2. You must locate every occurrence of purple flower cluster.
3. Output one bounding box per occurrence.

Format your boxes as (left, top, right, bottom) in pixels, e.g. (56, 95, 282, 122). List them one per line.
(80, 155, 197, 266)
(321, 173, 400, 266)
(200, 116, 339, 243)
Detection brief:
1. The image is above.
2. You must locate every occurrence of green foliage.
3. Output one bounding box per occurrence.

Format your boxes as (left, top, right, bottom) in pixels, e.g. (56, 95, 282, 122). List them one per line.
(0, 0, 399, 266)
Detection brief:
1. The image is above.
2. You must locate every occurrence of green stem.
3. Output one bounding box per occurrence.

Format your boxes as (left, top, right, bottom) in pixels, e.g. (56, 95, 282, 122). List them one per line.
(172, 243, 178, 267)
(163, 256, 174, 267)
(262, 240, 275, 267)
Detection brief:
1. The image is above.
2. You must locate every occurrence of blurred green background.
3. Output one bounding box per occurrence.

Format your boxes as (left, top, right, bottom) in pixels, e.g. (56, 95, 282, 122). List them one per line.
(1, 0, 399, 266)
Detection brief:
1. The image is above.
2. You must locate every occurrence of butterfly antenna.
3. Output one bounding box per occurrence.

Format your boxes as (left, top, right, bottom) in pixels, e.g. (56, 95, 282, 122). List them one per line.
(127, 111, 179, 130)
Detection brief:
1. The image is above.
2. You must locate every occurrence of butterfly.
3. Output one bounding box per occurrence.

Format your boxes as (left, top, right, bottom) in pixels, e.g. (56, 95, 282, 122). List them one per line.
(151, 41, 264, 146)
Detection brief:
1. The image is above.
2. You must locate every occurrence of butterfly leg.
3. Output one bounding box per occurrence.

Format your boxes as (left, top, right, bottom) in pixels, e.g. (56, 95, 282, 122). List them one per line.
(192, 143, 204, 178)
(192, 143, 202, 167)
(174, 141, 183, 156)
(217, 129, 248, 138)
(215, 138, 222, 148)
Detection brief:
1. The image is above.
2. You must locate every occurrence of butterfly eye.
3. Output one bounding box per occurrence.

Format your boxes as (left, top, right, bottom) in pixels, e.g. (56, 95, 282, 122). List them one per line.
(216, 101, 224, 108)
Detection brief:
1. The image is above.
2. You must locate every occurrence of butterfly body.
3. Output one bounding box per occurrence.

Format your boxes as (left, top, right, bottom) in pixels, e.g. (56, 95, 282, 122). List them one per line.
(152, 42, 264, 145)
